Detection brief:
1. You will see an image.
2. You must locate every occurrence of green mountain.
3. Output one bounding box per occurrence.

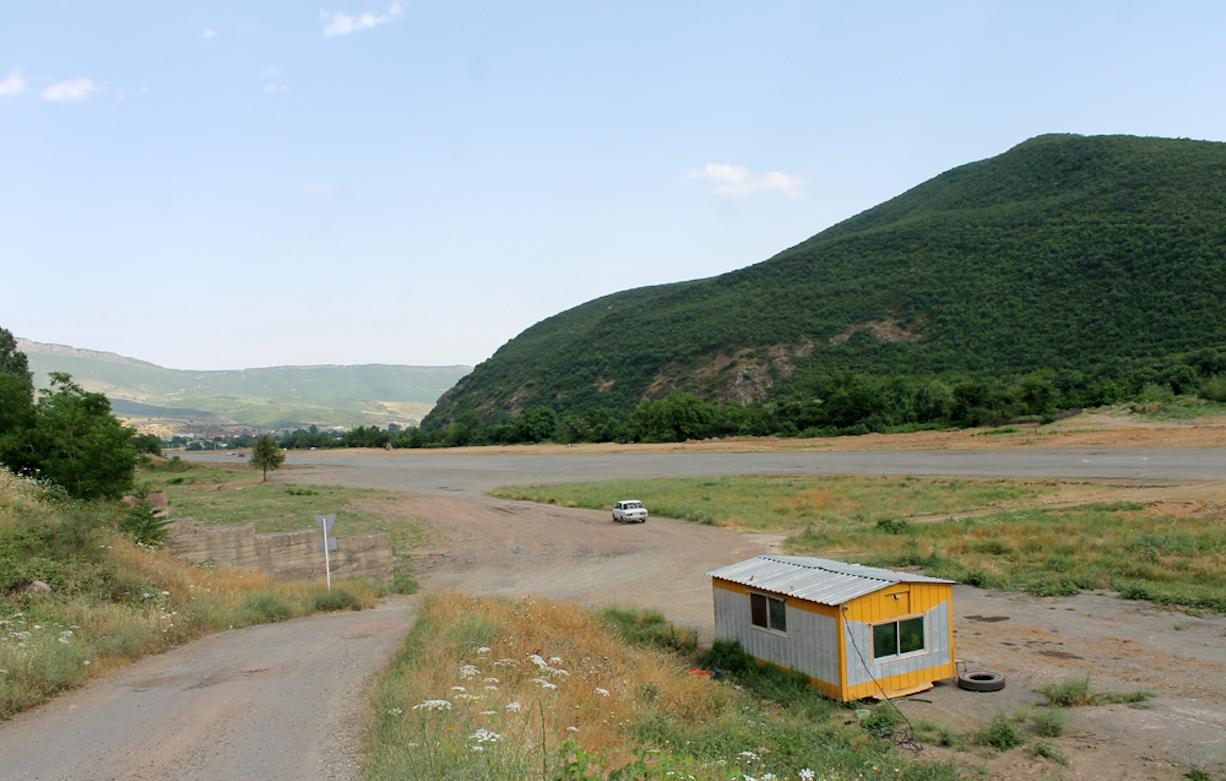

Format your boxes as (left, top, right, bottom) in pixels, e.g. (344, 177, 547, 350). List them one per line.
(426, 134, 1226, 426)
(19, 339, 470, 431)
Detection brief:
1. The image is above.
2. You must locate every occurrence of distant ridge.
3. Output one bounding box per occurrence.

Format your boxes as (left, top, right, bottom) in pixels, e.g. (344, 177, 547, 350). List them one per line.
(426, 133, 1226, 426)
(19, 338, 471, 431)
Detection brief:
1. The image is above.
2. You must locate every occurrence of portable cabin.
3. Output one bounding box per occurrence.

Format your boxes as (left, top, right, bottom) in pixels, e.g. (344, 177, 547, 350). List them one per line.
(709, 555, 956, 701)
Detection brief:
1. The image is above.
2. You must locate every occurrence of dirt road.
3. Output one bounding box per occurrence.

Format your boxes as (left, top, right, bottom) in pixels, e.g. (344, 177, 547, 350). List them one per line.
(0, 599, 415, 781)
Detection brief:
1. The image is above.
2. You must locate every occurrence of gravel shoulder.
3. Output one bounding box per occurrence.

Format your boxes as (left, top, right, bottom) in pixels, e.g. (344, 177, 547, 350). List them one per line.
(0, 598, 416, 781)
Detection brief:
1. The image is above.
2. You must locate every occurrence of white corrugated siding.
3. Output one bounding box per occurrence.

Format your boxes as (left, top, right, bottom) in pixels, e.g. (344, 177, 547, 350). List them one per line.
(843, 601, 950, 686)
(713, 587, 839, 685)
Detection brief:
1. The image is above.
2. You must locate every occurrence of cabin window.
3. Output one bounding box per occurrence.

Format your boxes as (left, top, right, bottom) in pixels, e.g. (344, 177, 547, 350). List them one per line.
(872, 616, 925, 660)
(749, 593, 787, 632)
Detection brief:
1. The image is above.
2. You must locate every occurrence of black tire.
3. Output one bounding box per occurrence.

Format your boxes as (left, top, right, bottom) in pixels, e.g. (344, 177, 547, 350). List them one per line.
(958, 671, 1006, 692)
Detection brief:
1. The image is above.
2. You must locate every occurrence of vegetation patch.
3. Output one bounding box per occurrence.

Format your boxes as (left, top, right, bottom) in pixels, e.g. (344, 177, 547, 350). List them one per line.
(492, 475, 1041, 533)
(365, 592, 959, 780)
(0, 470, 377, 718)
(1034, 675, 1154, 708)
(139, 462, 426, 589)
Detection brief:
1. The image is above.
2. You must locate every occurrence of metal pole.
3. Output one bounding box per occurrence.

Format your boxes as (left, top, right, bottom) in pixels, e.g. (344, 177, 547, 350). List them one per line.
(322, 528, 332, 591)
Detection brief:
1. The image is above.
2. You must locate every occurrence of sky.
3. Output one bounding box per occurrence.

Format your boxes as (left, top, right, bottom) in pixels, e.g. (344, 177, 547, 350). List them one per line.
(3, 1, 1225, 370)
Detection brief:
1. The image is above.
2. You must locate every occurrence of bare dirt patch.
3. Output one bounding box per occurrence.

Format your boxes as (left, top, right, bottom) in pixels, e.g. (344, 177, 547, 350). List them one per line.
(383, 490, 1226, 779)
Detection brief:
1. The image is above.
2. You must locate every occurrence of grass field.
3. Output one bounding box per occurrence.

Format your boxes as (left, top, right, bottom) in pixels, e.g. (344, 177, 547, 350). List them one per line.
(364, 592, 964, 781)
(0, 469, 376, 718)
(139, 460, 427, 585)
(493, 476, 1226, 612)
(491, 475, 1043, 531)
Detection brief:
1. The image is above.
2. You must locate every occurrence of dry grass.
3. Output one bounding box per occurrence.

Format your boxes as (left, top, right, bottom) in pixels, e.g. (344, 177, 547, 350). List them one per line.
(365, 592, 959, 781)
(0, 469, 377, 718)
(492, 475, 1042, 532)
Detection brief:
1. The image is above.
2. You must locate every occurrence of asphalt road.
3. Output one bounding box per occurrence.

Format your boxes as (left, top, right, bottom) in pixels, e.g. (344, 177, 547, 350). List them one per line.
(192, 446, 1226, 495)
(0, 599, 416, 781)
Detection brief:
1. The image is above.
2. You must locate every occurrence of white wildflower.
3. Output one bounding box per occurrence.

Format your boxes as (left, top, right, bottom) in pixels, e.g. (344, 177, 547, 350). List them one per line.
(475, 646, 491, 655)
(479, 709, 497, 715)
(533, 677, 558, 690)
(799, 771, 815, 781)
(451, 686, 468, 692)
(528, 654, 548, 669)
(548, 656, 564, 665)
(738, 750, 759, 761)
(458, 664, 480, 679)
(483, 677, 500, 684)
(456, 693, 480, 701)
(412, 699, 453, 711)
(494, 658, 518, 667)
(567, 725, 579, 733)
(594, 687, 610, 696)
(505, 701, 522, 712)
(386, 707, 404, 716)
(469, 728, 502, 744)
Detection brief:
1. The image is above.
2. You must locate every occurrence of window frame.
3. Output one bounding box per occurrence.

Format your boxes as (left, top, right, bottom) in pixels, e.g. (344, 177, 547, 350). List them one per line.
(868, 614, 928, 662)
(748, 591, 788, 635)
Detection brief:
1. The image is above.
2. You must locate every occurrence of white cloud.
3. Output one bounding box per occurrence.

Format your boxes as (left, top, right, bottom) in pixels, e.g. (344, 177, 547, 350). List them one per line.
(41, 78, 102, 102)
(321, 1, 403, 37)
(0, 69, 26, 97)
(259, 66, 287, 94)
(300, 183, 334, 196)
(686, 162, 806, 198)
(201, 28, 217, 40)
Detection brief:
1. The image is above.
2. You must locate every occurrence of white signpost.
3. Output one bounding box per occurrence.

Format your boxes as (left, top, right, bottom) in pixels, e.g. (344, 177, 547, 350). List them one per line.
(314, 514, 337, 590)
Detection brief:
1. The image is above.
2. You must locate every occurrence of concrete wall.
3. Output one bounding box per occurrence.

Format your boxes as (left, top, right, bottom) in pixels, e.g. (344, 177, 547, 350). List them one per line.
(166, 519, 393, 582)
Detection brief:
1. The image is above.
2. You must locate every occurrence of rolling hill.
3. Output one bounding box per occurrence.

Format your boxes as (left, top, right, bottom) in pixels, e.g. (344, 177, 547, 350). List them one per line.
(19, 339, 470, 432)
(426, 133, 1226, 427)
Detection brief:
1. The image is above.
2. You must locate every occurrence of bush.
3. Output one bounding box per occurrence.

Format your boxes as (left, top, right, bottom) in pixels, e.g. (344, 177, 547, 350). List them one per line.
(1033, 741, 1068, 765)
(599, 607, 697, 654)
(1035, 675, 1153, 707)
(311, 588, 360, 612)
(240, 592, 294, 623)
(117, 501, 170, 547)
(875, 518, 912, 535)
(389, 568, 419, 595)
(1198, 375, 1226, 402)
(1028, 707, 1067, 737)
(974, 711, 1024, 750)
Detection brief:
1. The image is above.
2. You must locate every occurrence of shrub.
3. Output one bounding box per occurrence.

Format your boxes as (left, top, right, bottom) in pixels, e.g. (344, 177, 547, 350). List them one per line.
(1197, 375, 1226, 402)
(974, 711, 1023, 750)
(1035, 675, 1153, 707)
(1033, 741, 1068, 765)
(1028, 707, 1067, 737)
(875, 518, 912, 535)
(240, 592, 294, 623)
(599, 607, 697, 654)
(311, 588, 360, 612)
(117, 501, 171, 547)
(389, 568, 419, 595)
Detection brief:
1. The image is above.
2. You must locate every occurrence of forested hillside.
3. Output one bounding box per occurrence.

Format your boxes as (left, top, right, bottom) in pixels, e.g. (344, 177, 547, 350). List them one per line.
(426, 134, 1226, 431)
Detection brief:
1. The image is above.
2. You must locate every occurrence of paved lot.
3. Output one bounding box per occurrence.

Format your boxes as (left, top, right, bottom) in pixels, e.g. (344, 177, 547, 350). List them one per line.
(192, 446, 1226, 495)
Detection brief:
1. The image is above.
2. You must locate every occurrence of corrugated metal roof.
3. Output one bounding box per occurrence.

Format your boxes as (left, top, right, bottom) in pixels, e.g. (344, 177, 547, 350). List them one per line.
(708, 555, 954, 606)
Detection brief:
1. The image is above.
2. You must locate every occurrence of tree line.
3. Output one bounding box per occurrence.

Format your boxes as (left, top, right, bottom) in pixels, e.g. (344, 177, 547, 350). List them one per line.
(276, 347, 1226, 449)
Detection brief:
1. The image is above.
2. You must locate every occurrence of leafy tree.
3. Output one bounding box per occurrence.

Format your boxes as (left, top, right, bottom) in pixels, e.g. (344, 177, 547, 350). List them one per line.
(250, 434, 285, 481)
(131, 433, 162, 456)
(27, 373, 138, 499)
(0, 327, 31, 390)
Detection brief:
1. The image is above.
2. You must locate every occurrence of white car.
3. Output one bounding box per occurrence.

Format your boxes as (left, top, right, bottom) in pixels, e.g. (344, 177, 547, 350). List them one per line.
(612, 500, 648, 524)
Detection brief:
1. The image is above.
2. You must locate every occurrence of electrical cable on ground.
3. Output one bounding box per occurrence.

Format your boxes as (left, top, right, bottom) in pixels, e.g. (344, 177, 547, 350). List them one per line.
(844, 615, 923, 753)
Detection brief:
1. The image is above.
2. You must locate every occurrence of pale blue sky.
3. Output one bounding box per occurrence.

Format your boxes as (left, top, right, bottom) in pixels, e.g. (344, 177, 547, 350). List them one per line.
(3, 2, 1224, 369)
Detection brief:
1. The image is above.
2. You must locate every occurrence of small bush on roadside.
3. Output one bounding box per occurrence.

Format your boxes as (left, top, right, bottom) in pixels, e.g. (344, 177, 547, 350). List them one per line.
(974, 711, 1023, 750)
(600, 607, 697, 654)
(1033, 741, 1068, 765)
(875, 518, 912, 535)
(1197, 375, 1226, 403)
(311, 587, 361, 612)
(1028, 707, 1067, 736)
(240, 592, 294, 623)
(1035, 675, 1153, 707)
(117, 500, 171, 547)
(389, 568, 419, 595)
